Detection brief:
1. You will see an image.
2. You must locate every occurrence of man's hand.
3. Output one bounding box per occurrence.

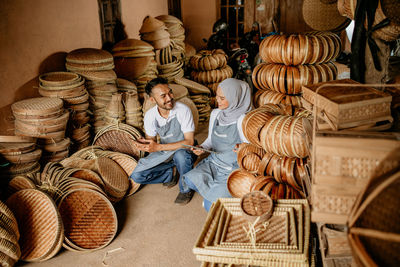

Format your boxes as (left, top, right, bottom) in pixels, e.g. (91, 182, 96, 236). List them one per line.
(134, 138, 159, 153)
(190, 146, 205, 156)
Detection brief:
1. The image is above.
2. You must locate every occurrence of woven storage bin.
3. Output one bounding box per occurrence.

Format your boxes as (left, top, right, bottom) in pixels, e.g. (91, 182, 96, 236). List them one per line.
(311, 131, 400, 224)
(227, 169, 257, 198)
(6, 189, 63, 262)
(302, 79, 393, 130)
(193, 198, 311, 266)
(347, 149, 400, 267)
(58, 188, 117, 251)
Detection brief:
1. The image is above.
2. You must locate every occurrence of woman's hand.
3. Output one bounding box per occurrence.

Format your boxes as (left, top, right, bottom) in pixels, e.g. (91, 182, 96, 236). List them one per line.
(134, 138, 159, 153)
(190, 146, 205, 156)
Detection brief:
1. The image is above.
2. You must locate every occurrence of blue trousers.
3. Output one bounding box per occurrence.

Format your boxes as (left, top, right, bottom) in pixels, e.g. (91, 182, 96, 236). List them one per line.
(130, 149, 196, 193)
(185, 176, 212, 212)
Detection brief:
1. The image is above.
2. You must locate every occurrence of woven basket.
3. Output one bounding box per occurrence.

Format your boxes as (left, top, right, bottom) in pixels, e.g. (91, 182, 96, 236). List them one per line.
(302, 0, 349, 31)
(65, 61, 114, 72)
(191, 66, 233, 84)
(237, 143, 265, 174)
(39, 72, 81, 87)
(12, 97, 63, 117)
(58, 188, 117, 251)
(6, 175, 36, 197)
(347, 149, 400, 267)
(240, 191, 274, 223)
(139, 16, 166, 34)
(6, 189, 63, 262)
(190, 50, 227, 71)
(0, 142, 36, 155)
(227, 169, 257, 198)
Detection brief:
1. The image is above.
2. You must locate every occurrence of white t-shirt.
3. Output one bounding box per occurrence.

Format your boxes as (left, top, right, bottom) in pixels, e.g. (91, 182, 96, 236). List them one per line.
(201, 109, 249, 150)
(144, 101, 195, 137)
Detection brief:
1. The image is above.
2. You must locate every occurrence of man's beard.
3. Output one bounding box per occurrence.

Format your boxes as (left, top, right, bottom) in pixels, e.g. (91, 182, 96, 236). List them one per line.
(156, 98, 174, 110)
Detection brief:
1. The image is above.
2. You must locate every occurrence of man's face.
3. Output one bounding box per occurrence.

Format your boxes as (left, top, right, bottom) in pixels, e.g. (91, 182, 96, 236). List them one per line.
(149, 84, 175, 110)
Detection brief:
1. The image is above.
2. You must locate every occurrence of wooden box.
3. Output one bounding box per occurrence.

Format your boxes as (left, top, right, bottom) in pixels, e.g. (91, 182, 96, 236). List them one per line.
(311, 132, 400, 224)
(317, 223, 353, 267)
(302, 79, 392, 130)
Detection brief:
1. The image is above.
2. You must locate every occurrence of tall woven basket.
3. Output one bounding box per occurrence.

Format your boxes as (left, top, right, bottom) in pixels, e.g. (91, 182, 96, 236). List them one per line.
(347, 148, 400, 266)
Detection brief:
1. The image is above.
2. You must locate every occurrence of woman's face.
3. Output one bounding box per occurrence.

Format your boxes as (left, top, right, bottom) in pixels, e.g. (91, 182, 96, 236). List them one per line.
(216, 86, 229, 110)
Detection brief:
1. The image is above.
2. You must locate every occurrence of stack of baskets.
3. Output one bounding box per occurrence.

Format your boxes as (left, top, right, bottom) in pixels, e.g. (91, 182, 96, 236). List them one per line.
(0, 136, 41, 183)
(155, 15, 186, 61)
(112, 39, 157, 101)
(193, 198, 312, 266)
(190, 49, 233, 95)
(227, 104, 312, 200)
(254, 32, 340, 108)
(11, 97, 70, 162)
(139, 16, 170, 50)
(65, 48, 117, 133)
(103, 93, 125, 125)
(155, 42, 184, 82)
(142, 84, 199, 130)
(38, 72, 90, 153)
(116, 78, 143, 129)
(0, 200, 20, 266)
(174, 77, 212, 123)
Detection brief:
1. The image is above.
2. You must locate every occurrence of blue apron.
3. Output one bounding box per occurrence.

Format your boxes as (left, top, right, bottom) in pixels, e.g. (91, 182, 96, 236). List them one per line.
(184, 117, 241, 202)
(133, 116, 184, 172)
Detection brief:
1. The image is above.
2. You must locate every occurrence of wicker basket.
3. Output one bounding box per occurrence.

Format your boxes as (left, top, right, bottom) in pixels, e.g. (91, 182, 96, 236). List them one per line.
(240, 191, 274, 223)
(227, 169, 257, 198)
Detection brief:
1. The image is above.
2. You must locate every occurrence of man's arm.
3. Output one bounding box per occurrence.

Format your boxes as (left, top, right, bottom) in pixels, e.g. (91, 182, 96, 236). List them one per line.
(134, 132, 194, 153)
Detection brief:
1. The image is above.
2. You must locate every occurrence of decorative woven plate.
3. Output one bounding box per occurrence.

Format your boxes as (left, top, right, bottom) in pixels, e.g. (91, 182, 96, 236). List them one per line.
(58, 188, 117, 250)
(66, 48, 113, 64)
(5, 189, 63, 262)
(227, 169, 257, 198)
(11, 97, 63, 116)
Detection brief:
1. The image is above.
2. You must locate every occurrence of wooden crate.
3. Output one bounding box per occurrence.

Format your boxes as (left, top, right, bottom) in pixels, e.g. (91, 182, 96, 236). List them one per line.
(302, 79, 392, 130)
(317, 223, 353, 267)
(311, 132, 400, 224)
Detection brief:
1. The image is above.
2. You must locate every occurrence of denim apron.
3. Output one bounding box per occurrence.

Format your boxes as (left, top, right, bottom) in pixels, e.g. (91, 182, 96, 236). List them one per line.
(184, 117, 241, 202)
(133, 116, 184, 172)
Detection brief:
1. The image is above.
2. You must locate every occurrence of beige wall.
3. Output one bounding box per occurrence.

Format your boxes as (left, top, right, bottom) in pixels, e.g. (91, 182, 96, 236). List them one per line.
(0, 0, 167, 132)
(181, 0, 216, 50)
(121, 0, 168, 39)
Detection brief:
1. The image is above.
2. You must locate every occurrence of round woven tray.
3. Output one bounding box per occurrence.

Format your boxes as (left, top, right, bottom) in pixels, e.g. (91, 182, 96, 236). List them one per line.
(58, 188, 117, 251)
(3, 162, 40, 176)
(7, 175, 36, 198)
(0, 142, 36, 155)
(227, 169, 257, 198)
(5, 189, 63, 262)
(2, 149, 42, 164)
(39, 72, 81, 87)
(237, 143, 266, 174)
(93, 124, 144, 159)
(302, 0, 349, 31)
(12, 97, 63, 116)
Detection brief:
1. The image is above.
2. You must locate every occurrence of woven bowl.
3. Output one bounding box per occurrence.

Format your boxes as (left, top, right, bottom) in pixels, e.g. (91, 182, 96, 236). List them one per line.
(240, 191, 274, 223)
(227, 169, 257, 198)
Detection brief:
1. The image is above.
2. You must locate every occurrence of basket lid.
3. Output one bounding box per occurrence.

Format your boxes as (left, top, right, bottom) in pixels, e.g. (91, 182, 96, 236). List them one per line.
(66, 48, 113, 64)
(11, 97, 63, 116)
(302, 0, 349, 31)
(139, 16, 166, 34)
(6, 189, 63, 262)
(112, 38, 153, 52)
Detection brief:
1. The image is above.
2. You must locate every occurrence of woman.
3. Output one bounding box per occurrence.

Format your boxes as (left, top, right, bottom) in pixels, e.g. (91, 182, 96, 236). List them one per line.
(181, 78, 253, 211)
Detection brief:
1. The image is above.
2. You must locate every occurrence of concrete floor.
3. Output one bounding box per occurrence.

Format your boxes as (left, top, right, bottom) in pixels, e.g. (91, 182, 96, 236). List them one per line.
(20, 123, 210, 267)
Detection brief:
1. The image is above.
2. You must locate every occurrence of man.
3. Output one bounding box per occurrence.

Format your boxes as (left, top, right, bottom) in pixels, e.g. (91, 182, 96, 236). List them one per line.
(130, 77, 196, 205)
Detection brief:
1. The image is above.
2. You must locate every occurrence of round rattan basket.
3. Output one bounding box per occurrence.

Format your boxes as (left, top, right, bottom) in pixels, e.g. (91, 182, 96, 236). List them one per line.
(227, 169, 257, 198)
(240, 191, 274, 223)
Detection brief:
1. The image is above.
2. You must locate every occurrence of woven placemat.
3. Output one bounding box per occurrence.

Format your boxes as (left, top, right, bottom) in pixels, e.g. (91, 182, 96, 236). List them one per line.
(58, 188, 117, 250)
(5, 189, 63, 262)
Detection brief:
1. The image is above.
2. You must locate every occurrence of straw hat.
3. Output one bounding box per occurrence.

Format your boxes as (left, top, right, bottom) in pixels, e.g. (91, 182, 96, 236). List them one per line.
(139, 16, 166, 34)
(302, 0, 349, 31)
